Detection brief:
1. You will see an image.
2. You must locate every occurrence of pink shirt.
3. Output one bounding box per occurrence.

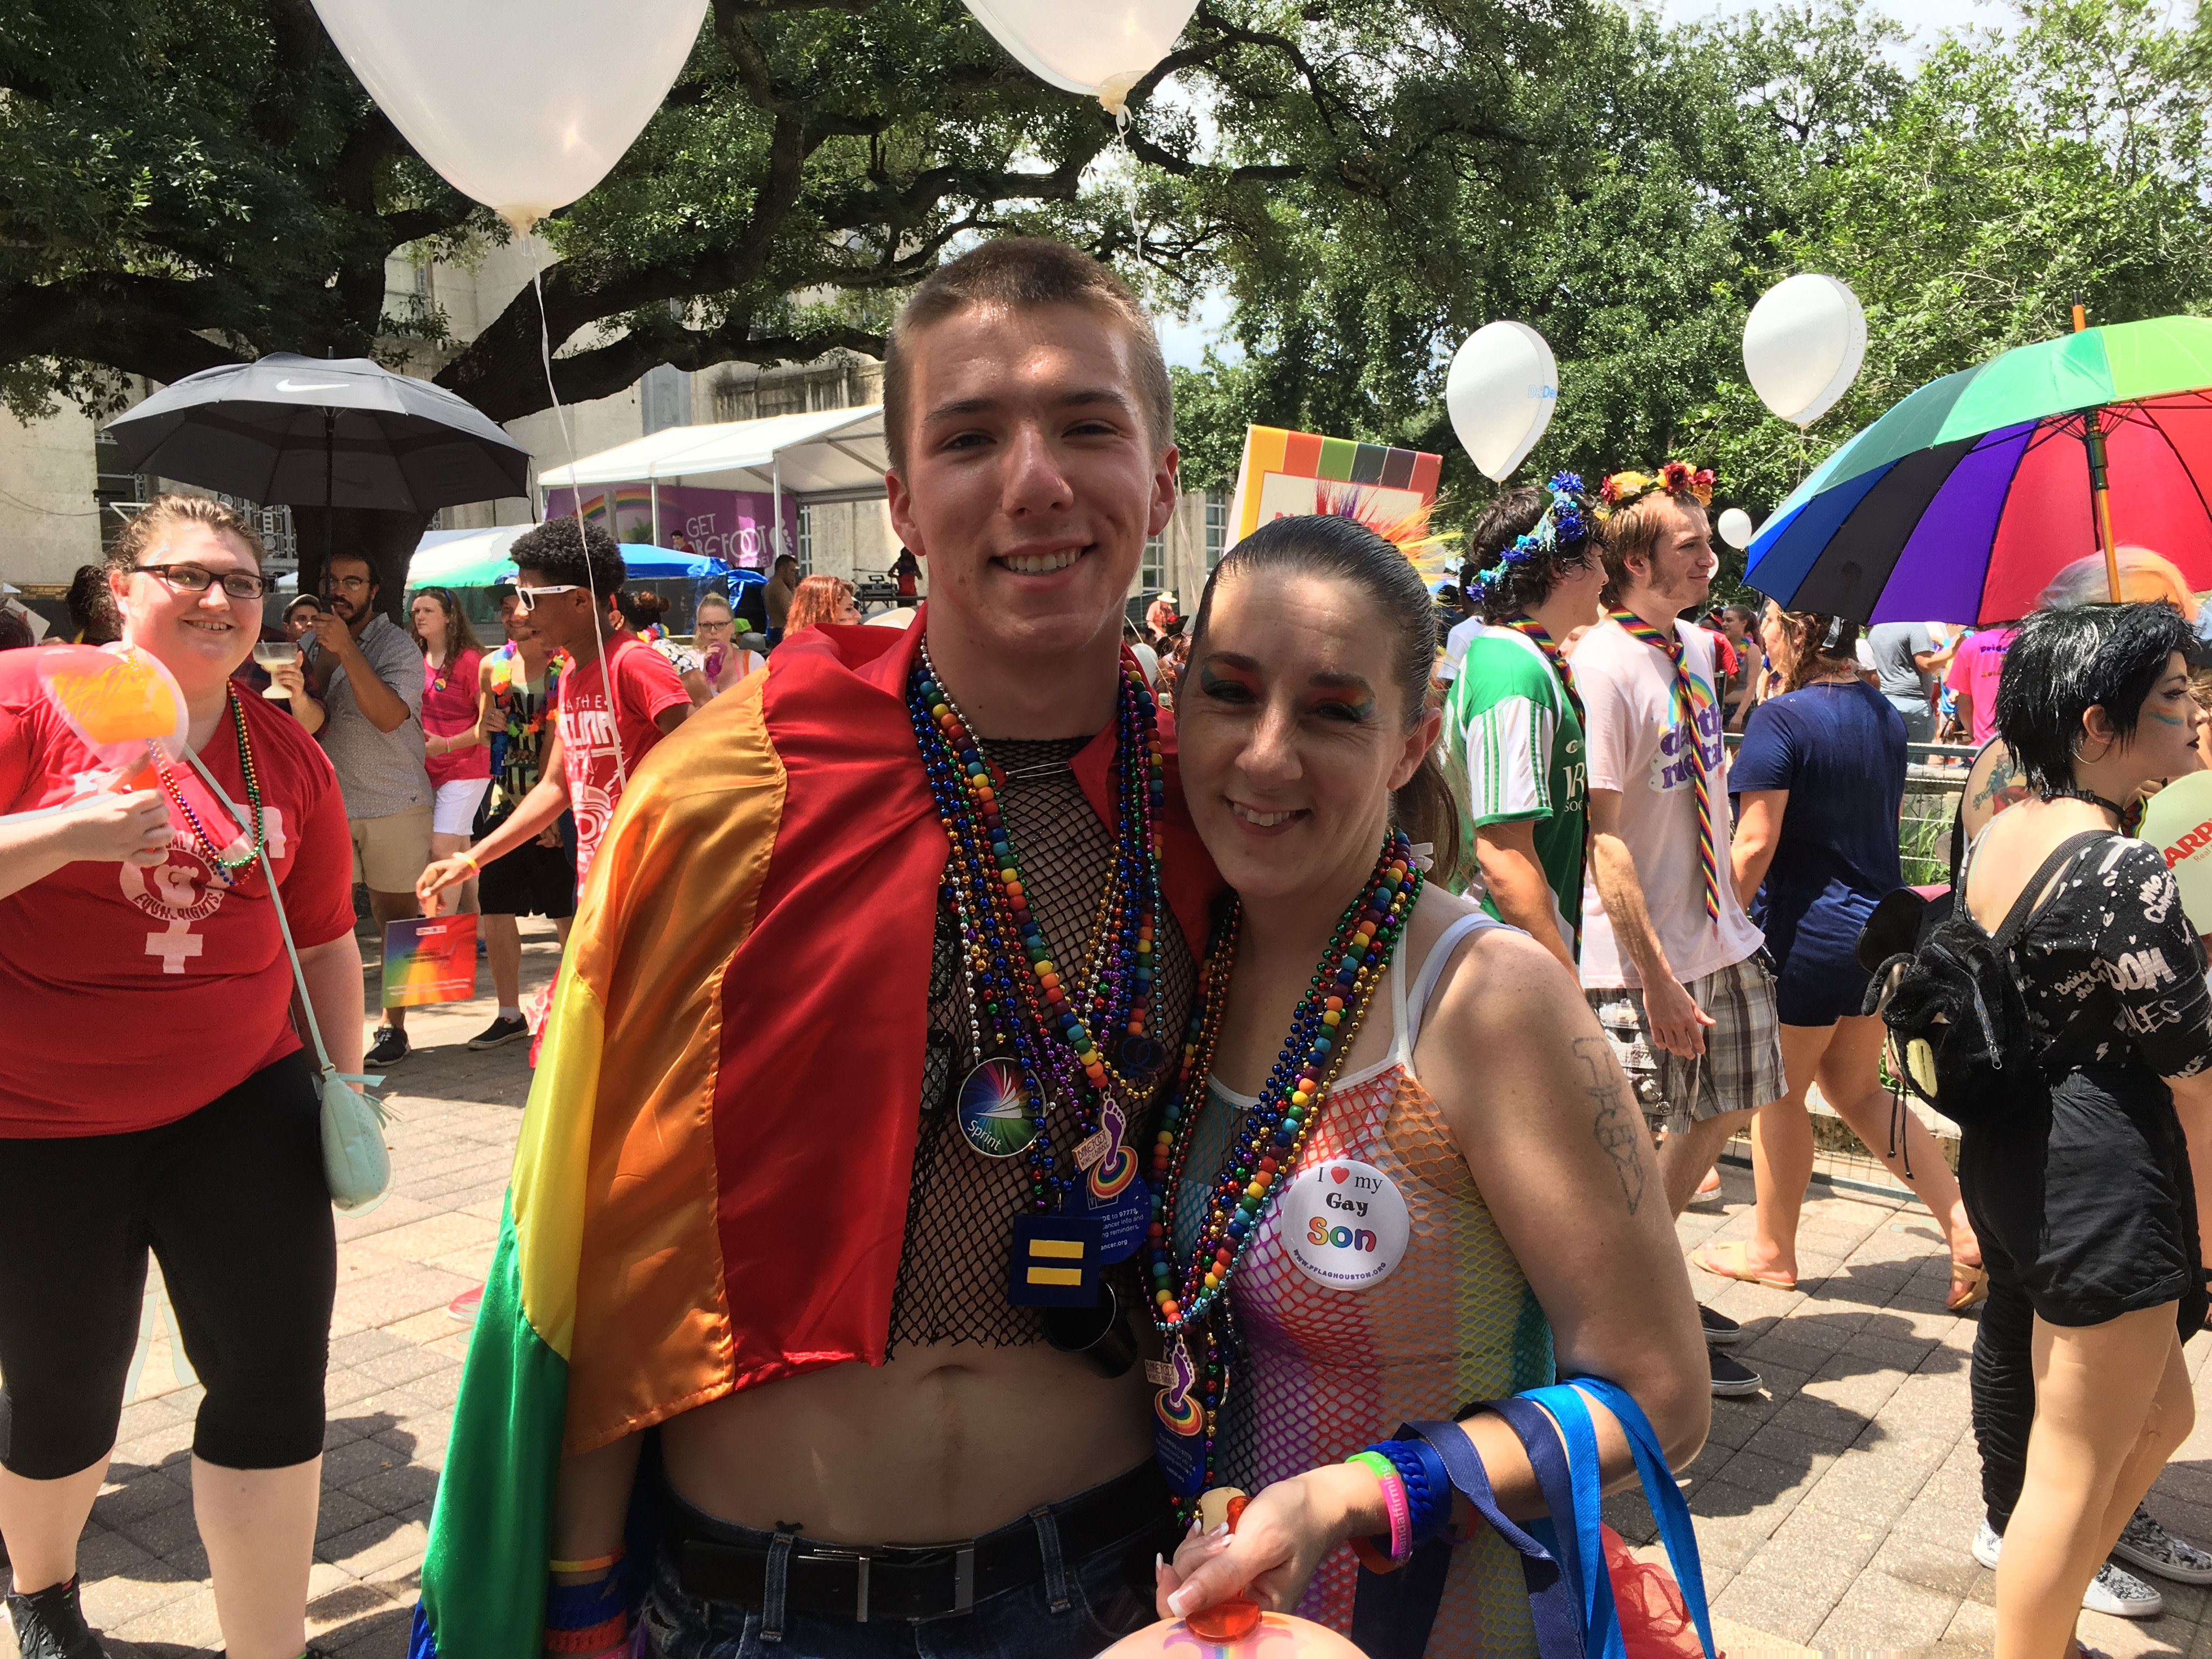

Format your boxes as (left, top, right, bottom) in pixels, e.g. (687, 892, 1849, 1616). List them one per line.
(1944, 627, 2017, 747)
(422, 647, 489, 787)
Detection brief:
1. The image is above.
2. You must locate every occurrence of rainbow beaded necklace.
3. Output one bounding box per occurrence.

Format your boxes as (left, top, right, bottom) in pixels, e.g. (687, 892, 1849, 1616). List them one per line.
(1142, 830, 1421, 1506)
(906, 643, 1168, 1216)
(126, 653, 264, 887)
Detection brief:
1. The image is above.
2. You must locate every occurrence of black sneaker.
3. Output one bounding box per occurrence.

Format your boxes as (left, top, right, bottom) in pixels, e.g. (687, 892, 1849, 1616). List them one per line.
(6, 1577, 111, 1659)
(467, 1013, 531, 1051)
(1708, 1350, 1763, 1397)
(1699, 1304, 1742, 1346)
(366, 1026, 410, 1067)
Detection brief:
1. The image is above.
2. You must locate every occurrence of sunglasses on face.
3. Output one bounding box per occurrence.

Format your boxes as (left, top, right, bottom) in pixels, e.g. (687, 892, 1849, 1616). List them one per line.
(514, 584, 580, 612)
(133, 562, 270, 601)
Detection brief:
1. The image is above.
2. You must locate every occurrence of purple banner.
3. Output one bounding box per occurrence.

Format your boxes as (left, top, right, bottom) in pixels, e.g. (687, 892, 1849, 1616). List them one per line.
(545, 483, 795, 569)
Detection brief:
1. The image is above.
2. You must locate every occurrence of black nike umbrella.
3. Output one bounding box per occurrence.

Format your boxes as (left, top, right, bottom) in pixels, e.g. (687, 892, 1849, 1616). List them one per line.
(103, 353, 529, 515)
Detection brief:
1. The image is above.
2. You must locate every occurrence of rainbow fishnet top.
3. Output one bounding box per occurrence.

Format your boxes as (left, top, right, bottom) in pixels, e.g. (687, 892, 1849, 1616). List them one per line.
(1179, 911, 1556, 1651)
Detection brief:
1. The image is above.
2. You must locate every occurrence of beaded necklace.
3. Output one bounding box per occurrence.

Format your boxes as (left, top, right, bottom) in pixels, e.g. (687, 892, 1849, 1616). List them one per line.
(906, 644, 1168, 1224)
(126, 654, 264, 887)
(1143, 831, 1421, 1506)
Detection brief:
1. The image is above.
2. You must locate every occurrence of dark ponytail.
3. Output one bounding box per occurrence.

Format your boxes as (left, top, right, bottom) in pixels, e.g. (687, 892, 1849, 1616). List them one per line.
(1188, 514, 1462, 882)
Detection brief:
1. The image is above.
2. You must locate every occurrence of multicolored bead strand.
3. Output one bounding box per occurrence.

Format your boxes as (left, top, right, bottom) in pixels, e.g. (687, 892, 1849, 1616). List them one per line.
(126, 653, 264, 887)
(1143, 830, 1422, 1503)
(907, 644, 1166, 1210)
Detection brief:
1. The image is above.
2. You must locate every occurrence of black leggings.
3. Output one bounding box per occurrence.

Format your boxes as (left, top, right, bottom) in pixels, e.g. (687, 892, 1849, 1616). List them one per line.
(0, 1053, 337, 1479)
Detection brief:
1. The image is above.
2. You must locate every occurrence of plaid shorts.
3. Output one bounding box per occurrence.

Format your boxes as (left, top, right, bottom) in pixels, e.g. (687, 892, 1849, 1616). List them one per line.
(1584, 953, 1787, 1133)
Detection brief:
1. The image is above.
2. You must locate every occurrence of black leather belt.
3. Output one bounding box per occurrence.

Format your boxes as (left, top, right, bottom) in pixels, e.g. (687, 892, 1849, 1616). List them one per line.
(663, 1461, 1175, 1623)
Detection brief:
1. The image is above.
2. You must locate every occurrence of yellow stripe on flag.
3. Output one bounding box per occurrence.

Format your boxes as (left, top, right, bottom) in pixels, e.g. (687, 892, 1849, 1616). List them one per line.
(1026, 1267, 1085, 1286)
(1029, 1238, 1087, 1259)
(509, 969, 605, 1362)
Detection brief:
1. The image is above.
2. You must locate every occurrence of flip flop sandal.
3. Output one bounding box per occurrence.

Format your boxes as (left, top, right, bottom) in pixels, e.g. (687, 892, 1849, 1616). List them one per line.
(1691, 1239, 1797, 1290)
(1948, 1261, 1990, 1312)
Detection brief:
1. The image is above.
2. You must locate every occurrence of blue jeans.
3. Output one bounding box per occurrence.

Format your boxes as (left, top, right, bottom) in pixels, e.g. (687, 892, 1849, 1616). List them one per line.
(640, 1511, 1159, 1658)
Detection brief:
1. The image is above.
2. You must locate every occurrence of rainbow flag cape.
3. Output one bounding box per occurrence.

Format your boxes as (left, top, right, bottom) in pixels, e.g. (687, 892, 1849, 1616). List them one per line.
(410, 612, 1217, 1658)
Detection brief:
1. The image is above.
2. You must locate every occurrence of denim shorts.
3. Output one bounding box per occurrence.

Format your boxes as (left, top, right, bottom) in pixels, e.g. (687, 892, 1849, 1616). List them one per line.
(640, 1503, 1164, 1658)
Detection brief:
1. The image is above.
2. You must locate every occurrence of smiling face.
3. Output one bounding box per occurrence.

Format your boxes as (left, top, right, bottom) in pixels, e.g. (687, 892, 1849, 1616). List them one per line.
(108, 522, 262, 693)
(887, 301, 1178, 665)
(1618, 496, 1718, 620)
(1175, 571, 1438, 904)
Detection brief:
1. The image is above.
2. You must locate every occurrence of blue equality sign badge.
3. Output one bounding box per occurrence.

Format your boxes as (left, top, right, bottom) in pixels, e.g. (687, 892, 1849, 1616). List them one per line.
(1008, 1213, 1105, 1308)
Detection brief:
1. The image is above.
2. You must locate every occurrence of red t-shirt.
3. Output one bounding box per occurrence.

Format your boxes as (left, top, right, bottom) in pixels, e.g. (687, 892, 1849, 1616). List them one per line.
(0, 651, 357, 1137)
(555, 636, 689, 885)
(1944, 626, 2017, 747)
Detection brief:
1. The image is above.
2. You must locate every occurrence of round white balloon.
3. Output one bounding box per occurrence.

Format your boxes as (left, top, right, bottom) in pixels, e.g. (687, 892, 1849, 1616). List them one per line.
(311, 0, 709, 229)
(1743, 273, 1867, 427)
(1717, 507, 1755, 550)
(963, 0, 1201, 112)
(1445, 321, 1559, 483)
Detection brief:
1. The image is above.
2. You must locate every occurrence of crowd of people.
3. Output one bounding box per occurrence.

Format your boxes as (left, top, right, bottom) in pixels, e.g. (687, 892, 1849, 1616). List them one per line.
(2, 234, 2210, 1659)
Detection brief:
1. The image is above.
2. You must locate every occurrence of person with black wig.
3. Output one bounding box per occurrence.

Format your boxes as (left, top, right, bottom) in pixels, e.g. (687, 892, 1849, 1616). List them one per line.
(1960, 602, 2212, 1659)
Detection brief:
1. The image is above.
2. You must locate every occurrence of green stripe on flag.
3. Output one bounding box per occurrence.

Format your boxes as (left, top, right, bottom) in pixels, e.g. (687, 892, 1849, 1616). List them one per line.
(417, 1198, 569, 1659)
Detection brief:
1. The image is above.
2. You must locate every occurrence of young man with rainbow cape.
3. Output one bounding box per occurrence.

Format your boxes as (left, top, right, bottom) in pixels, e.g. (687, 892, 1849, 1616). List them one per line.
(410, 239, 1221, 1658)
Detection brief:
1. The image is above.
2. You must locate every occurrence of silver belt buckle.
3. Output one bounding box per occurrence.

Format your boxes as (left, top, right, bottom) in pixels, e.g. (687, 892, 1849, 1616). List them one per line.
(810, 1547, 873, 1622)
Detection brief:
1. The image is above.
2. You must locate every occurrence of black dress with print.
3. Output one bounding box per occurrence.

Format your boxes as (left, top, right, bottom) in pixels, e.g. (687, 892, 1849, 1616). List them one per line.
(1960, 835, 2212, 1328)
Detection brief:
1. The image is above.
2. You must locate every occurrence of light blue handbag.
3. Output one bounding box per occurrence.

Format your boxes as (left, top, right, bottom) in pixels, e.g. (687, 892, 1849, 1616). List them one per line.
(187, 749, 392, 1214)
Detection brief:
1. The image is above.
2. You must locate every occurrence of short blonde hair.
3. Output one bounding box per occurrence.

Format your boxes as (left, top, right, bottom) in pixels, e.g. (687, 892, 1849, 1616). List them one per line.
(2038, 546, 2199, 622)
(109, 493, 267, 572)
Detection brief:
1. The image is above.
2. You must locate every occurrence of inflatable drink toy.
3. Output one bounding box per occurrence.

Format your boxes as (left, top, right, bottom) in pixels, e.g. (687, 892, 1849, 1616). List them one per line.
(0, 644, 189, 822)
(2142, 769, 2212, 934)
(1096, 1612, 1366, 1658)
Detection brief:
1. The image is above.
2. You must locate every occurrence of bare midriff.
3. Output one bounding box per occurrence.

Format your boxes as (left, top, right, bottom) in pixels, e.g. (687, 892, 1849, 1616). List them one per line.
(660, 1338, 1156, 1544)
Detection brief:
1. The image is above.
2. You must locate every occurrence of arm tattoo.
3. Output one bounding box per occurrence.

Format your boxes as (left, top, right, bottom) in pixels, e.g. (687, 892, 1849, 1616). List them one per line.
(1573, 1035, 1646, 1215)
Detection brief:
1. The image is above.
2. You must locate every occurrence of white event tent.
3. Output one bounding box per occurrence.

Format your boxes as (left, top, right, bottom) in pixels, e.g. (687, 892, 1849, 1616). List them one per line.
(535, 405, 890, 553)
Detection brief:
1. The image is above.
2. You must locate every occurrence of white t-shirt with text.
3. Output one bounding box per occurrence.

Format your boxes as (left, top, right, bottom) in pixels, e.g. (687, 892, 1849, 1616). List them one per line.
(1576, 617, 1765, 989)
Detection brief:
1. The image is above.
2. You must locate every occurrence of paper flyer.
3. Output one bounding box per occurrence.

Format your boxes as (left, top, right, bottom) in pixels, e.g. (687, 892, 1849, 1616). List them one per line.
(381, 915, 479, 1009)
(1225, 425, 1443, 555)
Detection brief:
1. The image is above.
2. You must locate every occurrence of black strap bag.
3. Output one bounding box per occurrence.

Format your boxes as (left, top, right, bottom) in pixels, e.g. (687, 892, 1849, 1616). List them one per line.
(1863, 830, 2110, 1128)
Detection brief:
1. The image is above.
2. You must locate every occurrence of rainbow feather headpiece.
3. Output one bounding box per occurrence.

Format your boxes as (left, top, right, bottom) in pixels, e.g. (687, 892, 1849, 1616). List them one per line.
(1597, 461, 1715, 515)
(1316, 480, 1457, 584)
(1466, 472, 1589, 606)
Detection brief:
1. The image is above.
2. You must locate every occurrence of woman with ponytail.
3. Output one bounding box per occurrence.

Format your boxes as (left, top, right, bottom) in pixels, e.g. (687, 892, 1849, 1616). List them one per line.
(1148, 513, 1708, 1650)
(1699, 600, 1986, 1306)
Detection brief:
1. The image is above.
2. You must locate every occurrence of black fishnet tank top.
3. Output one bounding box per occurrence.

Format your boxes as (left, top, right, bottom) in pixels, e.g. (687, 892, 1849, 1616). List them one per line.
(889, 736, 1198, 1350)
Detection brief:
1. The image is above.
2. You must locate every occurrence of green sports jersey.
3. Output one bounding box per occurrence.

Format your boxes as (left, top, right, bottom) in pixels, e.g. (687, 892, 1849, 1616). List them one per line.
(1440, 624, 1588, 956)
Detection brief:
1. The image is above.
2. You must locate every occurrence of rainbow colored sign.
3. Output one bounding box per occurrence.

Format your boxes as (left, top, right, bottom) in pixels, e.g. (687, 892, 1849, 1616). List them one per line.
(381, 915, 479, 1009)
(1226, 426, 1442, 552)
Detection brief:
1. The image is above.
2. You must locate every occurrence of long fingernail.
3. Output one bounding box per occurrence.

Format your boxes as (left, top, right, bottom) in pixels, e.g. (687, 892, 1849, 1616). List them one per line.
(1168, 1588, 1197, 1617)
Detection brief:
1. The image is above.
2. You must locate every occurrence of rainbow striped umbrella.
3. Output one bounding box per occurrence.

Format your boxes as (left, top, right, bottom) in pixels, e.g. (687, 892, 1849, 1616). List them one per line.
(1745, 316, 2212, 623)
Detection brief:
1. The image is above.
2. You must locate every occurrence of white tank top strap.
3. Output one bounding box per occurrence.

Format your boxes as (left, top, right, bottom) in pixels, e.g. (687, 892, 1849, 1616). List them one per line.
(1398, 911, 1504, 1075)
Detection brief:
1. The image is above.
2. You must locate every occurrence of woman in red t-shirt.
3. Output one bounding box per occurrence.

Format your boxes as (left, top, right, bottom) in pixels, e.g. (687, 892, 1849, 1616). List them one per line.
(410, 586, 490, 913)
(0, 495, 360, 1657)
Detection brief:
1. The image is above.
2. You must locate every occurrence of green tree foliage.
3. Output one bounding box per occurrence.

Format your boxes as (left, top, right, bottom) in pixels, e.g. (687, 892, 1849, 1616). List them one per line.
(1170, 0, 2212, 597)
(0, 0, 1579, 427)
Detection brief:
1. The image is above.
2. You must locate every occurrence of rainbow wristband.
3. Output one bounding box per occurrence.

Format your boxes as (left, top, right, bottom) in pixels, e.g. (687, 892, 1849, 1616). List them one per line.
(1346, 1451, 1413, 1568)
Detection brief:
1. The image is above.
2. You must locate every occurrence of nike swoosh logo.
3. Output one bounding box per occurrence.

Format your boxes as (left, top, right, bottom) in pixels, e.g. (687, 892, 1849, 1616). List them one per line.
(273, 378, 350, 392)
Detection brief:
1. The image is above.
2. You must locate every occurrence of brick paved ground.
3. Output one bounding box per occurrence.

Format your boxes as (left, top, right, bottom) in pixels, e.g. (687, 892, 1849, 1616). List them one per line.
(10, 926, 2212, 1657)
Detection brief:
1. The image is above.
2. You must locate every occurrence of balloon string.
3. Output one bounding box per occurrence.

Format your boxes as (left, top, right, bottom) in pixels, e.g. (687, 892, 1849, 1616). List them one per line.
(526, 234, 627, 800)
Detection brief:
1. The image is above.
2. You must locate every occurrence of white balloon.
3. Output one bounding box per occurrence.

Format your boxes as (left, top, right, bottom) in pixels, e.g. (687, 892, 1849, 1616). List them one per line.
(1743, 273, 1867, 427)
(1444, 321, 1559, 482)
(963, 0, 1201, 113)
(311, 0, 709, 230)
(1717, 506, 1755, 550)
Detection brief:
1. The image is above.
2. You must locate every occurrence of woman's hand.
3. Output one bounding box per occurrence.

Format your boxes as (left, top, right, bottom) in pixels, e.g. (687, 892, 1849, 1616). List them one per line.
(1156, 1467, 1375, 1622)
(63, 788, 174, 866)
(268, 659, 308, 701)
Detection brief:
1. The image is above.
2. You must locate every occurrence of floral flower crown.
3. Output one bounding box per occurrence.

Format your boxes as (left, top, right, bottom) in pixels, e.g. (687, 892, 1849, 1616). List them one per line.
(1466, 472, 1590, 606)
(1597, 460, 1715, 515)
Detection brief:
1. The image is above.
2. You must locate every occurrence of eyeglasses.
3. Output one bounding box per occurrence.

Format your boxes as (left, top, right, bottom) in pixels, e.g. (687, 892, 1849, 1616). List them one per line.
(514, 584, 580, 612)
(133, 562, 270, 601)
(325, 574, 374, 593)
